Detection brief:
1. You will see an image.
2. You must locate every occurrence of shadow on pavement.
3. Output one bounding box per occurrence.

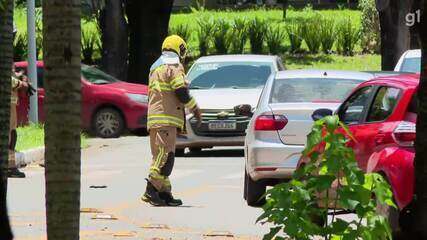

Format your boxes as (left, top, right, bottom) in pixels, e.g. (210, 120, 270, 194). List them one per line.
(180, 149, 244, 158)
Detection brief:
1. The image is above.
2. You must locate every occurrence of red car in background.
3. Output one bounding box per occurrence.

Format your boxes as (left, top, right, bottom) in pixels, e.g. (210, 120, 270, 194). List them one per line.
(15, 61, 149, 138)
(309, 73, 419, 232)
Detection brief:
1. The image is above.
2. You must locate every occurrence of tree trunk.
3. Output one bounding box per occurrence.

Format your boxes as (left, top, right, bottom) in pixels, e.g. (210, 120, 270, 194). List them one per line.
(42, 0, 81, 239)
(0, 0, 14, 239)
(99, 0, 128, 80)
(377, 0, 413, 70)
(413, 2, 427, 239)
(126, 0, 173, 84)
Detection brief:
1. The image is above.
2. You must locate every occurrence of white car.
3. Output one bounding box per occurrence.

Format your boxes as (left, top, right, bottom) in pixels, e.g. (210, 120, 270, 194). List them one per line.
(176, 55, 284, 154)
(394, 49, 421, 73)
(244, 70, 375, 206)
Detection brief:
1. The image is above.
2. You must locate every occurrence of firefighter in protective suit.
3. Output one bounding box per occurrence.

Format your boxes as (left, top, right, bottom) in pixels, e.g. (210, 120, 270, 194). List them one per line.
(142, 35, 202, 206)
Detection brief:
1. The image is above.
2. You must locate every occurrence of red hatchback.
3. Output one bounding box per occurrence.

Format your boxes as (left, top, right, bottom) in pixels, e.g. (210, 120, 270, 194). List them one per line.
(15, 61, 149, 138)
(310, 73, 419, 230)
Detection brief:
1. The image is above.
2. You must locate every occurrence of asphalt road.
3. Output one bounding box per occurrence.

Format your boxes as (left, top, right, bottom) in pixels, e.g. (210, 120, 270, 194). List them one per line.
(8, 136, 268, 240)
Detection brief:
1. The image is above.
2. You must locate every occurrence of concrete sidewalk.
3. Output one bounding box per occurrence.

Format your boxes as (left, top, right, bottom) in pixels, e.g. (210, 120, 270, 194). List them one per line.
(16, 147, 44, 168)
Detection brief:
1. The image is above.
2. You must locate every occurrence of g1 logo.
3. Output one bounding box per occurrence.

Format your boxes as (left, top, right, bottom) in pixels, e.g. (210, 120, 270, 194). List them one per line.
(406, 9, 421, 27)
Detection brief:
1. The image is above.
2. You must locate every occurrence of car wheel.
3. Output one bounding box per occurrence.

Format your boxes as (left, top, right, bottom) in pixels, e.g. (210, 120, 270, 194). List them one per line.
(189, 147, 202, 153)
(245, 170, 266, 207)
(93, 108, 125, 138)
(175, 148, 185, 157)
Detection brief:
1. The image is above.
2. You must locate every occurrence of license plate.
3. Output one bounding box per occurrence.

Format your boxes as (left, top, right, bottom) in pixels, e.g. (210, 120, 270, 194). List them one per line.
(208, 120, 237, 131)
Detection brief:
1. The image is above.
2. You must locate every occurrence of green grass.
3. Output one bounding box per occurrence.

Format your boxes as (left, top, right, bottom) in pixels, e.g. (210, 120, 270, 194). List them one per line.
(16, 124, 89, 152)
(170, 8, 361, 53)
(284, 53, 381, 71)
(14, 7, 379, 71)
(14, 8, 361, 54)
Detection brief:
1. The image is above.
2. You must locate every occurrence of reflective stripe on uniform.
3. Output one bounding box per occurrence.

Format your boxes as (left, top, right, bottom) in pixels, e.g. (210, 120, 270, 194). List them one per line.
(170, 76, 186, 89)
(185, 97, 197, 109)
(147, 114, 184, 129)
(149, 65, 174, 92)
(149, 80, 173, 92)
(11, 76, 20, 90)
(150, 145, 165, 173)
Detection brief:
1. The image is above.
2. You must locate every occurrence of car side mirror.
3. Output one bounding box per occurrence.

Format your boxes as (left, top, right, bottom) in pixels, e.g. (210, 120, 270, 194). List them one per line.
(234, 104, 253, 117)
(312, 108, 333, 121)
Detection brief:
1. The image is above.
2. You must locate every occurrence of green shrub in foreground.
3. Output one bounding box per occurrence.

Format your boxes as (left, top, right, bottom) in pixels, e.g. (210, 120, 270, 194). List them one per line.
(258, 115, 395, 240)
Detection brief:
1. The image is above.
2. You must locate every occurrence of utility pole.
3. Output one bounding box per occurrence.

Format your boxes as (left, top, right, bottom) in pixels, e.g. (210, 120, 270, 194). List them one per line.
(27, 0, 38, 123)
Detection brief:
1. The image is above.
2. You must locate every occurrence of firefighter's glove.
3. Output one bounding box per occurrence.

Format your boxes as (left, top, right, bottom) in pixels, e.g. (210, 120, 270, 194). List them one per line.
(193, 108, 202, 127)
(27, 83, 36, 97)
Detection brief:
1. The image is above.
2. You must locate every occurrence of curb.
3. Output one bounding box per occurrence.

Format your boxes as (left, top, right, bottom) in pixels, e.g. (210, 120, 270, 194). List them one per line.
(16, 147, 45, 168)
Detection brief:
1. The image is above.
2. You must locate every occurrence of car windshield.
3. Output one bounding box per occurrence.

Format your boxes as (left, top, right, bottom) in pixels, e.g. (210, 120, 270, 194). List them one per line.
(400, 57, 421, 73)
(270, 78, 362, 103)
(81, 65, 120, 85)
(187, 61, 273, 89)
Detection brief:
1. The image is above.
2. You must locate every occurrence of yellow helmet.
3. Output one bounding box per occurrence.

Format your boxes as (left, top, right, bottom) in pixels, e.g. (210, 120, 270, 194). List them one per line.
(162, 35, 187, 58)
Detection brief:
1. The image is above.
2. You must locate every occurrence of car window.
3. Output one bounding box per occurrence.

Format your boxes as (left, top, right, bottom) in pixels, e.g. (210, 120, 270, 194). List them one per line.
(188, 61, 273, 89)
(81, 65, 119, 85)
(367, 87, 401, 122)
(270, 78, 362, 103)
(338, 86, 373, 125)
(401, 57, 421, 73)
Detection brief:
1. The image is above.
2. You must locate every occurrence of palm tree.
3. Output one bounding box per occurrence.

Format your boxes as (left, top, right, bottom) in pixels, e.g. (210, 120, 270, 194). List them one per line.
(42, 1, 82, 239)
(0, 0, 14, 239)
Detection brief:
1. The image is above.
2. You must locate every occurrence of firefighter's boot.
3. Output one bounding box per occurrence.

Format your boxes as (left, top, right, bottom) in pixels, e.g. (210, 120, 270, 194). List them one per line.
(141, 180, 167, 206)
(159, 192, 183, 206)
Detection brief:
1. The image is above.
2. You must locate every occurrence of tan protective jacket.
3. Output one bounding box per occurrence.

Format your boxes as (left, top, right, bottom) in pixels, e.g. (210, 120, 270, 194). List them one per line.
(147, 63, 197, 131)
(11, 74, 23, 105)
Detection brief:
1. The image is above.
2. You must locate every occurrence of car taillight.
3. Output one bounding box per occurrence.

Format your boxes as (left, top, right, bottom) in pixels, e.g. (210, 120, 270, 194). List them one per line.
(255, 115, 288, 131)
(393, 121, 416, 146)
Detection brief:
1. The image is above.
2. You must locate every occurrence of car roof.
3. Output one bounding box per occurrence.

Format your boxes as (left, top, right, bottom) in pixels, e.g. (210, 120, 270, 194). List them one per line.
(402, 49, 421, 58)
(360, 73, 420, 88)
(275, 69, 375, 81)
(195, 54, 278, 63)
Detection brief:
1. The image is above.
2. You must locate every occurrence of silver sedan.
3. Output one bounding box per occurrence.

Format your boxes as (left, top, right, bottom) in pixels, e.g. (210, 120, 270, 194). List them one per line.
(243, 70, 375, 206)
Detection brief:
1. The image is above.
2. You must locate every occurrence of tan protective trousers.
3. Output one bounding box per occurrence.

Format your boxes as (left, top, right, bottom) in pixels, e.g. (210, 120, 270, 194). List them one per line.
(148, 126, 177, 193)
(8, 103, 17, 169)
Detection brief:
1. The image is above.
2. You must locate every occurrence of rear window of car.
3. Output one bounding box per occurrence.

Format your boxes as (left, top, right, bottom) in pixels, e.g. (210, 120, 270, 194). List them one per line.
(187, 61, 273, 89)
(270, 78, 362, 103)
(400, 57, 421, 73)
